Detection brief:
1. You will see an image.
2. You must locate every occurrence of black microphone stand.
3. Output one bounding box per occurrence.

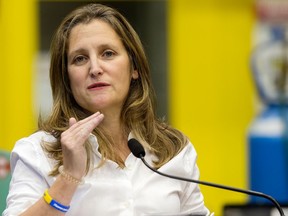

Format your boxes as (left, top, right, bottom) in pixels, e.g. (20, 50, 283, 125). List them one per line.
(139, 154, 285, 216)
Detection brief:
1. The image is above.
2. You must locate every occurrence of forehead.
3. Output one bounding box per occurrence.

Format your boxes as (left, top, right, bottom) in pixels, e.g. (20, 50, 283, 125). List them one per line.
(69, 19, 119, 41)
(66, 19, 127, 56)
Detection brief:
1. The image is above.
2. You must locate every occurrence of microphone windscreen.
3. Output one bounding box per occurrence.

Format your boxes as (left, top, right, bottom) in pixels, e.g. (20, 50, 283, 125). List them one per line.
(128, 138, 146, 158)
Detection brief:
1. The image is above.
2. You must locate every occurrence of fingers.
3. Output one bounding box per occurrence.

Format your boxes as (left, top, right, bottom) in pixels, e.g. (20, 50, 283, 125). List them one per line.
(68, 112, 103, 131)
(60, 112, 104, 178)
(69, 117, 77, 127)
(67, 112, 104, 135)
(61, 112, 104, 148)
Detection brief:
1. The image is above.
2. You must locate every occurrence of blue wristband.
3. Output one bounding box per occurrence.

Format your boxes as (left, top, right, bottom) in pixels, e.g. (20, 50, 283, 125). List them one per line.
(43, 189, 70, 213)
(50, 199, 70, 212)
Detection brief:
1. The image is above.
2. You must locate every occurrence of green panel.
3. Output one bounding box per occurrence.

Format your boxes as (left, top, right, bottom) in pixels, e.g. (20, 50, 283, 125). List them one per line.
(0, 151, 11, 214)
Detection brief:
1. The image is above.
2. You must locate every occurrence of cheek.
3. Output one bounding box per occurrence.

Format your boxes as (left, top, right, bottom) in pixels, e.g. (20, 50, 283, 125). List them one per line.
(69, 78, 85, 105)
(68, 72, 84, 94)
(110, 66, 132, 87)
(119, 73, 133, 89)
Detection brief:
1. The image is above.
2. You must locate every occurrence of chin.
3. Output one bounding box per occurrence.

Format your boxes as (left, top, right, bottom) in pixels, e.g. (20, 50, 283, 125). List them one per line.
(86, 103, 109, 113)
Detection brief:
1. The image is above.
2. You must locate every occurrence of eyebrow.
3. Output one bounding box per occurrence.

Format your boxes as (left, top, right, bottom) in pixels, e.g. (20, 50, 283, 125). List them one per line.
(74, 41, 114, 52)
(68, 43, 121, 57)
(67, 48, 86, 62)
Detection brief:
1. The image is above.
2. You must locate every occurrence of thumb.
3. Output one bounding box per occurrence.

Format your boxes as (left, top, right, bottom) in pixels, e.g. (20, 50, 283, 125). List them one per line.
(69, 117, 77, 127)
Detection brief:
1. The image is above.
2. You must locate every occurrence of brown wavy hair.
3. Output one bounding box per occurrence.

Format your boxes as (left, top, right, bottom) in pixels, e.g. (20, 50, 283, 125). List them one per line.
(39, 3, 188, 176)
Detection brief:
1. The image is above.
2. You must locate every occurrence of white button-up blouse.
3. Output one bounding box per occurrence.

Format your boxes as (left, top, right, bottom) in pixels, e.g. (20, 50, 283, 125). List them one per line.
(3, 131, 210, 216)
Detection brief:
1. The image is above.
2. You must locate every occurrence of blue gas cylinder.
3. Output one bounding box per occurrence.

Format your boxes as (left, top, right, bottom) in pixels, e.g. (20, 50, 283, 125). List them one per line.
(248, 105, 288, 204)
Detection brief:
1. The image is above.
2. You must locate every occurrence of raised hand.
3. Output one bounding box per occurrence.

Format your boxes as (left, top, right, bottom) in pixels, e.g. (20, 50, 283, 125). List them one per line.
(60, 112, 104, 179)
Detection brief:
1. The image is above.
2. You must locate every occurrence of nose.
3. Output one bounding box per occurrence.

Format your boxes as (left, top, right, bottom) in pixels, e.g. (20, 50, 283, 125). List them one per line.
(89, 58, 103, 78)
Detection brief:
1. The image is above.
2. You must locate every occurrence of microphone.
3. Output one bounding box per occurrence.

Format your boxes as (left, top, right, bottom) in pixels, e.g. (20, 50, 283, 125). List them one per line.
(128, 138, 286, 216)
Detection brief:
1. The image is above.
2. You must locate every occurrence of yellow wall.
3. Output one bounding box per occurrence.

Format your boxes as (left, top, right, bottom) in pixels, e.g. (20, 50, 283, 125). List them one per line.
(168, 0, 255, 215)
(0, 0, 38, 151)
(0, 0, 256, 214)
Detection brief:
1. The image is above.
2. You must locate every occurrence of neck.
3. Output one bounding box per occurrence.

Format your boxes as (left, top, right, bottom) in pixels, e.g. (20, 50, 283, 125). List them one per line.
(100, 112, 131, 161)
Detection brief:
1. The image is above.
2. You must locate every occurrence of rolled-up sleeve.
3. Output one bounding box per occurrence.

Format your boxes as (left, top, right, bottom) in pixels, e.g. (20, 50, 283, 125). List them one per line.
(3, 137, 51, 216)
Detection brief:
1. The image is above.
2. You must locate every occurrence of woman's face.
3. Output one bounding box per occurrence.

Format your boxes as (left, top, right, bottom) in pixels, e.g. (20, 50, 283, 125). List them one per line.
(67, 19, 138, 115)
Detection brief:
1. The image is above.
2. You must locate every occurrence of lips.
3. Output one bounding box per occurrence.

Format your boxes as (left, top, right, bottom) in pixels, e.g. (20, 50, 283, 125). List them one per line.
(87, 82, 110, 89)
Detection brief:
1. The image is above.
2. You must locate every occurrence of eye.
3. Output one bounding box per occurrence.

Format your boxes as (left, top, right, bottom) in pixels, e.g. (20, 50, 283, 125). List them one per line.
(102, 50, 115, 58)
(73, 55, 88, 65)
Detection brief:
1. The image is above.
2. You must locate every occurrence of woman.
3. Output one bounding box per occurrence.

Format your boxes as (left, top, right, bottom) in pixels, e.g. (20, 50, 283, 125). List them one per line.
(3, 3, 210, 216)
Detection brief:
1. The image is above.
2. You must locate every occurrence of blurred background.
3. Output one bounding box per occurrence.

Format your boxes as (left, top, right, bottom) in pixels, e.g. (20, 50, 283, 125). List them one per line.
(0, 0, 288, 215)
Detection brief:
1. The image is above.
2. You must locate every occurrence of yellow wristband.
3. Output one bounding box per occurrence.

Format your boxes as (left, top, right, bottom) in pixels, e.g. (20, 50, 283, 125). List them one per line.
(43, 189, 53, 204)
(43, 189, 70, 212)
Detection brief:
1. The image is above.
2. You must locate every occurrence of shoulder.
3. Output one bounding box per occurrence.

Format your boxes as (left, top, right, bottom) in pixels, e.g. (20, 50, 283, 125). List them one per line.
(14, 130, 55, 145)
(159, 141, 199, 177)
(12, 131, 55, 154)
(10, 131, 56, 172)
(176, 141, 198, 168)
